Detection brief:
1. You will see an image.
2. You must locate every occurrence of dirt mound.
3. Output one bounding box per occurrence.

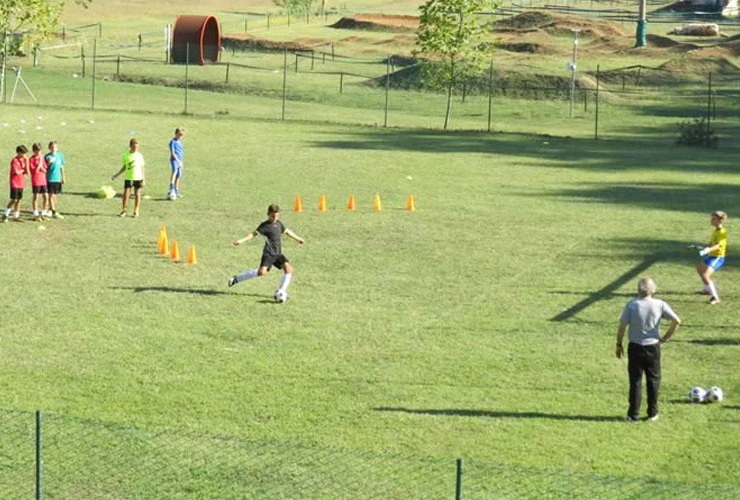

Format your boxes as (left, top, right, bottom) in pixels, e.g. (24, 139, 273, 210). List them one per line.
(222, 35, 316, 52)
(492, 11, 627, 38)
(498, 42, 549, 54)
(658, 56, 740, 75)
(331, 14, 419, 33)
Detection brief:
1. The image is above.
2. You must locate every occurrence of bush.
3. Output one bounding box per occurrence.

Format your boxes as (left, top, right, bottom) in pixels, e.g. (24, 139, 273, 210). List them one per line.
(677, 116, 718, 147)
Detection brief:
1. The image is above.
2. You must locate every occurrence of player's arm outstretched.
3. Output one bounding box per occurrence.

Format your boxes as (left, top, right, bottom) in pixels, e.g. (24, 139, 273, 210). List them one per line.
(284, 228, 304, 244)
(233, 230, 258, 246)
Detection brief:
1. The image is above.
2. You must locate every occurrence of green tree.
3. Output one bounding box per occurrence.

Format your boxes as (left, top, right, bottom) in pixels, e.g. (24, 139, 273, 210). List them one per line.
(272, 0, 316, 15)
(415, 0, 497, 129)
(1, 0, 91, 102)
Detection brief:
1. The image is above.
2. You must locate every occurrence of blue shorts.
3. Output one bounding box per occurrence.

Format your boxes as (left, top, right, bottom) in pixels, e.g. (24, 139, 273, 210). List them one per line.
(170, 160, 183, 178)
(704, 256, 725, 270)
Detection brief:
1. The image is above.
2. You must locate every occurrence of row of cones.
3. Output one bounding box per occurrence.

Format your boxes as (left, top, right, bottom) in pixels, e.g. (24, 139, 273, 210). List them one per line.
(158, 226, 197, 264)
(294, 194, 416, 213)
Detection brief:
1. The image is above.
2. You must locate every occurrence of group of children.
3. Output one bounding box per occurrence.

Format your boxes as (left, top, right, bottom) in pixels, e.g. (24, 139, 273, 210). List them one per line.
(2, 141, 66, 222)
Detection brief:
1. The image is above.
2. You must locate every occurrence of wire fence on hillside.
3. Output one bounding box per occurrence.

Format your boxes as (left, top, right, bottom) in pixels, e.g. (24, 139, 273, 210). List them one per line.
(2, 409, 740, 499)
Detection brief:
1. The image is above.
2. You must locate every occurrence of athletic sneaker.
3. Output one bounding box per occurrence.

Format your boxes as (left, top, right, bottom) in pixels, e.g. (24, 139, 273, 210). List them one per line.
(0, 216, 7, 223)
(52, 212, 65, 219)
(647, 414, 659, 422)
(228, 276, 237, 287)
(709, 297, 720, 305)
(699, 289, 711, 295)
(119, 211, 127, 217)
(624, 415, 640, 424)
(133, 212, 139, 218)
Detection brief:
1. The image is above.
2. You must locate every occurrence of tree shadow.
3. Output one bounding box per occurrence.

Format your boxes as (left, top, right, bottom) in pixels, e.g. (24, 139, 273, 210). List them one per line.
(551, 255, 660, 321)
(545, 182, 740, 216)
(373, 407, 621, 423)
(309, 128, 740, 175)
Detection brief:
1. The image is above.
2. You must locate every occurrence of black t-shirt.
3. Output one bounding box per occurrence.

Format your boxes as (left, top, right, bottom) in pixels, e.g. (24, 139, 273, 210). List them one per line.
(256, 220, 285, 256)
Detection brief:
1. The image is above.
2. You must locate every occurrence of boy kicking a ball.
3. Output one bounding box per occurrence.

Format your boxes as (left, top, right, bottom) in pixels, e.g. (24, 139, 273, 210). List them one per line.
(228, 204, 304, 299)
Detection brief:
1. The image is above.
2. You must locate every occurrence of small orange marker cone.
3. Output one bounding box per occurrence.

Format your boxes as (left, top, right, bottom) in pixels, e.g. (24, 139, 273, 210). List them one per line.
(406, 194, 416, 212)
(294, 195, 303, 213)
(347, 194, 356, 211)
(157, 230, 164, 253)
(187, 244, 197, 265)
(161, 233, 170, 256)
(171, 240, 181, 261)
(319, 195, 327, 212)
(373, 194, 382, 212)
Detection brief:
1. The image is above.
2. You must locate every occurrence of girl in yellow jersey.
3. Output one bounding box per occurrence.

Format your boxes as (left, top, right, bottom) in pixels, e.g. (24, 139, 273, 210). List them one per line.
(696, 211, 728, 305)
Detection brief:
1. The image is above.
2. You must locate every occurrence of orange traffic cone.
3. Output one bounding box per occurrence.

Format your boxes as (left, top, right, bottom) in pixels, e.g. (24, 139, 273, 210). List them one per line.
(294, 195, 303, 213)
(406, 194, 416, 213)
(160, 233, 170, 256)
(373, 194, 382, 212)
(157, 226, 168, 253)
(187, 244, 197, 265)
(347, 194, 356, 211)
(319, 195, 327, 212)
(171, 240, 181, 261)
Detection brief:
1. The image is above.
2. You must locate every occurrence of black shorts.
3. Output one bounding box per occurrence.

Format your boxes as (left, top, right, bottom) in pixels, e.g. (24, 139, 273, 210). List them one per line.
(10, 188, 23, 200)
(260, 253, 288, 271)
(47, 182, 62, 195)
(124, 180, 144, 189)
(32, 185, 48, 194)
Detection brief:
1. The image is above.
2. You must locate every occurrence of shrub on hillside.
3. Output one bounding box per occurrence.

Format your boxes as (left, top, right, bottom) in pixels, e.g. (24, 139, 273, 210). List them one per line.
(677, 117, 717, 147)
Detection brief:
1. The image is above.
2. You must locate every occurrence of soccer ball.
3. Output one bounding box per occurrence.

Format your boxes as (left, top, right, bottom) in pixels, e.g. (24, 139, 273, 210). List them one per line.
(168, 191, 177, 201)
(706, 386, 724, 403)
(96, 185, 116, 199)
(689, 386, 707, 403)
(273, 289, 288, 303)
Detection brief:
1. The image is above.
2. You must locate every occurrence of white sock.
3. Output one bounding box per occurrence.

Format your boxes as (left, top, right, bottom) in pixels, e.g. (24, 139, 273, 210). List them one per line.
(708, 282, 719, 300)
(32, 210, 38, 217)
(279, 273, 292, 292)
(3, 208, 10, 217)
(235, 269, 258, 283)
(13, 211, 20, 218)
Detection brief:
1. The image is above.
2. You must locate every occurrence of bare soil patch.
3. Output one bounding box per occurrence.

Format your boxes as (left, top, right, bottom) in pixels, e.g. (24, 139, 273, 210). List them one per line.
(222, 35, 327, 52)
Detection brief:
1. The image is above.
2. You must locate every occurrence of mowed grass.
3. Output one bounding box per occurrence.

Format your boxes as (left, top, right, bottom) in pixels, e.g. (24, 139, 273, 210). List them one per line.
(0, 99, 739, 497)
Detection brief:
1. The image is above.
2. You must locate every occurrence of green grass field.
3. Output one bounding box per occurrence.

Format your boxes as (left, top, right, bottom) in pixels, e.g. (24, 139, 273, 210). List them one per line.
(1, 1, 739, 498)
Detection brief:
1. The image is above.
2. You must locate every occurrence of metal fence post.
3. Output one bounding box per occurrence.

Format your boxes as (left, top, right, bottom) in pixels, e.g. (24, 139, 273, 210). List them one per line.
(184, 42, 189, 114)
(226, 62, 230, 83)
(455, 458, 463, 500)
(282, 47, 287, 120)
(81, 45, 86, 78)
(384, 55, 390, 127)
(116, 55, 121, 78)
(487, 59, 493, 133)
(339, 71, 343, 94)
(91, 38, 97, 110)
(35, 411, 43, 500)
(595, 64, 600, 140)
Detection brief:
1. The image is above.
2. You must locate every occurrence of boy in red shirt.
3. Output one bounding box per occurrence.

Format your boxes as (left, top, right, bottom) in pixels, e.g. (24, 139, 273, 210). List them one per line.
(2, 145, 29, 222)
(28, 143, 50, 221)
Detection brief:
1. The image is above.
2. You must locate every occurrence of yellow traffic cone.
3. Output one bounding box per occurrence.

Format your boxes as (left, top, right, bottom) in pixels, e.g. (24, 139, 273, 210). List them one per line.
(347, 194, 356, 211)
(294, 195, 303, 213)
(171, 240, 181, 261)
(373, 194, 382, 212)
(187, 244, 197, 265)
(406, 194, 416, 213)
(161, 233, 170, 257)
(319, 195, 327, 212)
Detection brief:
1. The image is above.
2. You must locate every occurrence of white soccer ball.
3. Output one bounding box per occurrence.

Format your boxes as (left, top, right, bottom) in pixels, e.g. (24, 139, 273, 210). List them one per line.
(168, 191, 177, 201)
(706, 386, 724, 403)
(689, 386, 707, 403)
(273, 289, 288, 303)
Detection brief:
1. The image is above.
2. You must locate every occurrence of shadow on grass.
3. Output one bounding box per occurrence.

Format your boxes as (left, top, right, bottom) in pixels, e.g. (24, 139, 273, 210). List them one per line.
(310, 129, 740, 175)
(112, 286, 234, 296)
(681, 338, 740, 346)
(374, 407, 621, 422)
(551, 255, 659, 321)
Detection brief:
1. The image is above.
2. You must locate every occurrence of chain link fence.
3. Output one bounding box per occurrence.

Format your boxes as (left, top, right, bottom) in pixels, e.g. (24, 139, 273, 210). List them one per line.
(3, 409, 740, 499)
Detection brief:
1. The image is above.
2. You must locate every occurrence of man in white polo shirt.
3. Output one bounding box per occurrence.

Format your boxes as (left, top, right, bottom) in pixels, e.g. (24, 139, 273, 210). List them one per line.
(616, 277, 681, 423)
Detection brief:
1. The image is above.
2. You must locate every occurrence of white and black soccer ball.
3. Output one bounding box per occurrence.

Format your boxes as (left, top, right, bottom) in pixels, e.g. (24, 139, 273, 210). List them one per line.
(168, 191, 177, 201)
(689, 386, 707, 404)
(706, 386, 724, 403)
(273, 289, 288, 303)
